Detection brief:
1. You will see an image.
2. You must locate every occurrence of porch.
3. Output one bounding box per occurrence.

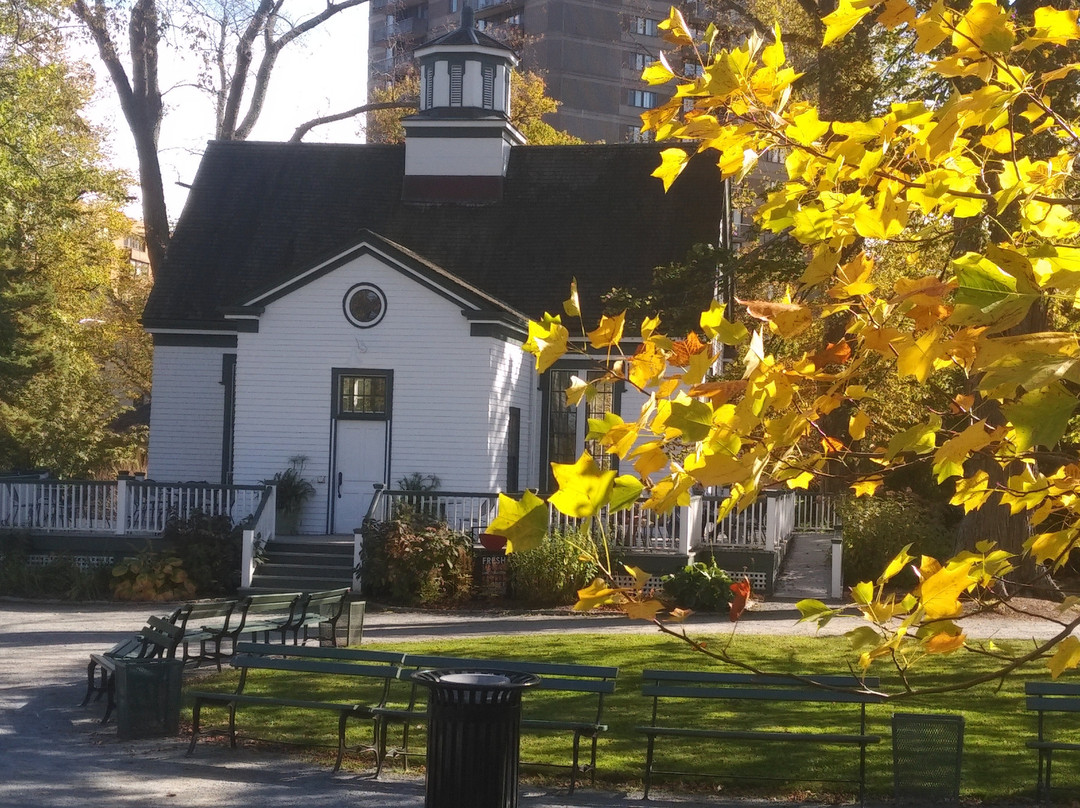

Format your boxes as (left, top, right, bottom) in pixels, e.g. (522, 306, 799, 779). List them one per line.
(0, 476, 843, 597)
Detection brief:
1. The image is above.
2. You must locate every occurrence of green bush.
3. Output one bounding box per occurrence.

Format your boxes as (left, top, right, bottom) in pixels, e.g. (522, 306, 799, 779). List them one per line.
(507, 530, 597, 607)
(111, 551, 197, 601)
(840, 491, 955, 586)
(162, 509, 243, 596)
(359, 518, 472, 606)
(661, 559, 733, 612)
(0, 535, 113, 599)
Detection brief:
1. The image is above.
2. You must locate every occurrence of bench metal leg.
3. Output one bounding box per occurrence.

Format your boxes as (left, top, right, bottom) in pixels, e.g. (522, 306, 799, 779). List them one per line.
(187, 701, 203, 755)
(569, 731, 581, 794)
(334, 711, 349, 772)
(643, 734, 656, 800)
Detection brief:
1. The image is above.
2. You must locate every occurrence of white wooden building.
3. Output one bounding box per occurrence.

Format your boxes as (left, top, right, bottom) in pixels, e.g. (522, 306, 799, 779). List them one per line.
(143, 15, 726, 535)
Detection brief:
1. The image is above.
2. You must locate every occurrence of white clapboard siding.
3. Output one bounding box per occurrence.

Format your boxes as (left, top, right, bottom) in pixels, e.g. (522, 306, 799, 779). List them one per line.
(230, 251, 536, 532)
(147, 345, 227, 481)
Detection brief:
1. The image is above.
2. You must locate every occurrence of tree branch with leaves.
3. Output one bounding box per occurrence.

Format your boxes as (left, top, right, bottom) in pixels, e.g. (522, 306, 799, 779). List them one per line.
(490, 1, 1080, 695)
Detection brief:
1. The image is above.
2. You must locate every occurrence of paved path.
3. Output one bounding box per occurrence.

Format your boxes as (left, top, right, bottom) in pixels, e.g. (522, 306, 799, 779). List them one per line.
(0, 598, 1059, 807)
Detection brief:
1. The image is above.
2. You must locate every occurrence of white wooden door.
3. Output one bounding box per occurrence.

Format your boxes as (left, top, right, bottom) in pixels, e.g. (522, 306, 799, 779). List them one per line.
(332, 420, 387, 533)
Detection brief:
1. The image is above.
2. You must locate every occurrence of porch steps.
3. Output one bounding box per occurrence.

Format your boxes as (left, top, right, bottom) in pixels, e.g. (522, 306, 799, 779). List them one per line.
(246, 537, 354, 594)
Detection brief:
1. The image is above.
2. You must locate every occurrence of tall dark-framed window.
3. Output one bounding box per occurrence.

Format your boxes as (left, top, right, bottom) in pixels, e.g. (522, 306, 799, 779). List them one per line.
(506, 407, 521, 492)
(544, 368, 619, 490)
(336, 371, 392, 419)
(547, 369, 578, 467)
(220, 354, 236, 484)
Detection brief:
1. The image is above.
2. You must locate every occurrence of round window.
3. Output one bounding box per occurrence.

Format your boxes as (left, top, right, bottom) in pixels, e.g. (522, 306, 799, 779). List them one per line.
(343, 284, 387, 328)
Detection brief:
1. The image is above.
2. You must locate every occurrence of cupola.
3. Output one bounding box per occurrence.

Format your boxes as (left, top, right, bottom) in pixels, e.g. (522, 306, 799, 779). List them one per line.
(402, 6, 525, 203)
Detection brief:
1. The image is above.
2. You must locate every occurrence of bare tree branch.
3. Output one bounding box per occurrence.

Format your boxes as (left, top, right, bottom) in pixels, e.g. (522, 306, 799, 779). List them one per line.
(289, 100, 417, 142)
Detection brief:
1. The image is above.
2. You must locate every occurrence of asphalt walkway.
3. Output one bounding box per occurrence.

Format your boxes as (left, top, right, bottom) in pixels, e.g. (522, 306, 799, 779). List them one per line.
(0, 599, 1058, 808)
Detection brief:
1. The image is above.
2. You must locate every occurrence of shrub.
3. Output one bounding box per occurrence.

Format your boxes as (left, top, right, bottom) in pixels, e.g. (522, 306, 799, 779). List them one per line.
(661, 559, 733, 612)
(507, 530, 597, 607)
(840, 491, 955, 586)
(162, 509, 243, 596)
(0, 538, 114, 600)
(111, 551, 197, 601)
(359, 518, 471, 606)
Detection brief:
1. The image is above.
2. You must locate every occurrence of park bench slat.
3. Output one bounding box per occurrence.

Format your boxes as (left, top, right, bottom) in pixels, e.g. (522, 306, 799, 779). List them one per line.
(639, 669, 880, 805)
(187, 643, 405, 772)
(1025, 679, 1080, 800)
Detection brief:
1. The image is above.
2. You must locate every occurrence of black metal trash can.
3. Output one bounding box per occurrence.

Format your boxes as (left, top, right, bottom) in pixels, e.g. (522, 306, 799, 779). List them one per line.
(892, 712, 964, 805)
(412, 668, 540, 808)
(114, 658, 183, 740)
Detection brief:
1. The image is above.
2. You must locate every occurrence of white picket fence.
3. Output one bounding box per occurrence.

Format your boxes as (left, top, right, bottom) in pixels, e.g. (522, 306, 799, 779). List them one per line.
(0, 476, 268, 536)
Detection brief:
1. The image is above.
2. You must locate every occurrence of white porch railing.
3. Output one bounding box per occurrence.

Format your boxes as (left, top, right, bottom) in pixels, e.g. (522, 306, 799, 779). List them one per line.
(794, 491, 843, 532)
(365, 488, 500, 535)
(0, 476, 268, 536)
(359, 486, 837, 556)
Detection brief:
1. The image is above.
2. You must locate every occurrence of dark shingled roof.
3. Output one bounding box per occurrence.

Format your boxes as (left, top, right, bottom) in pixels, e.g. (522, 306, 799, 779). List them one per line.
(145, 141, 725, 328)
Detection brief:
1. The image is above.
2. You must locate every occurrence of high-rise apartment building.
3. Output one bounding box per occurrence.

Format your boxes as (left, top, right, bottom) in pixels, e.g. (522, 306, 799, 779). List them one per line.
(369, 0, 710, 143)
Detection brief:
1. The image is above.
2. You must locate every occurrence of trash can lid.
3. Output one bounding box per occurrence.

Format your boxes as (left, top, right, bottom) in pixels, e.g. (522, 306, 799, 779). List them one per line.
(411, 668, 540, 689)
(440, 673, 511, 686)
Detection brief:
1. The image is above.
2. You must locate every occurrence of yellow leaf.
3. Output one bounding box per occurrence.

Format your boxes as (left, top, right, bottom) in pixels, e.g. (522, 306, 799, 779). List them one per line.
(920, 561, 975, 620)
(741, 298, 812, 338)
(642, 60, 676, 86)
(951, 470, 991, 513)
(877, 0, 916, 29)
(657, 6, 695, 45)
(896, 327, 943, 383)
(700, 300, 748, 344)
(652, 148, 689, 191)
(1025, 529, 1078, 569)
(549, 453, 617, 518)
(564, 375, 590, 407)
(876, 546, 913, 586)
(632, 442, 669, 479)
(640, 314, 660, 341)
(933, 420, 994, 483)
(574, 578, 622, 611)
(624, 599, 665, 620)
(953, 0, 1014, 53)
(563, 280, 580, 318)
(785, 106, 831, 144)
(623, 564, 652, 591)
(630, 341, 668, 389)
(923, 628, 966, 654)
(523, 315, 569, 373)
(821, 0, 874, 47)
(1048, 636, 1080, 679)
(587, 312, 625, 349)
(851, 475, 883, 497)
(761, 24, 786, 68)
(1031, 6, 1079, 45)
(486, 491, 550, 554)
(849, 409, 872, 441)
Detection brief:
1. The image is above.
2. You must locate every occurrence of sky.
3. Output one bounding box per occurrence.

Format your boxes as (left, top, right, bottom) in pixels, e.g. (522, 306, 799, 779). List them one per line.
(79, 1, 370, 220)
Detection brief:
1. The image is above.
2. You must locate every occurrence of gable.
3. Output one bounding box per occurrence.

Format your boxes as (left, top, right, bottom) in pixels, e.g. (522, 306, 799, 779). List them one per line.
(145, 142, 725, 330)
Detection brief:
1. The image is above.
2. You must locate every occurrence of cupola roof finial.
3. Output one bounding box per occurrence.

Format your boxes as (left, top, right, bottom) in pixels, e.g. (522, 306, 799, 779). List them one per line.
(462, 5, 474, 29)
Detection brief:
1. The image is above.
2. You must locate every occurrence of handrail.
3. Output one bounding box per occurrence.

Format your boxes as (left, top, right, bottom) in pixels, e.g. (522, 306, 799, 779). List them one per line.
(241, 485, 275, 589)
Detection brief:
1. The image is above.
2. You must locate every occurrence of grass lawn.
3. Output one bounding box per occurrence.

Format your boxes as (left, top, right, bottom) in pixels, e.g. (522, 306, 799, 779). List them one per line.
(181, 632, 1077, 802)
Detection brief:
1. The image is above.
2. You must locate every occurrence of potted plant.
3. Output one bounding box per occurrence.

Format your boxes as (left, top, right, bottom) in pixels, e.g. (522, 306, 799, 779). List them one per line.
(262, 456, 315, 535)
